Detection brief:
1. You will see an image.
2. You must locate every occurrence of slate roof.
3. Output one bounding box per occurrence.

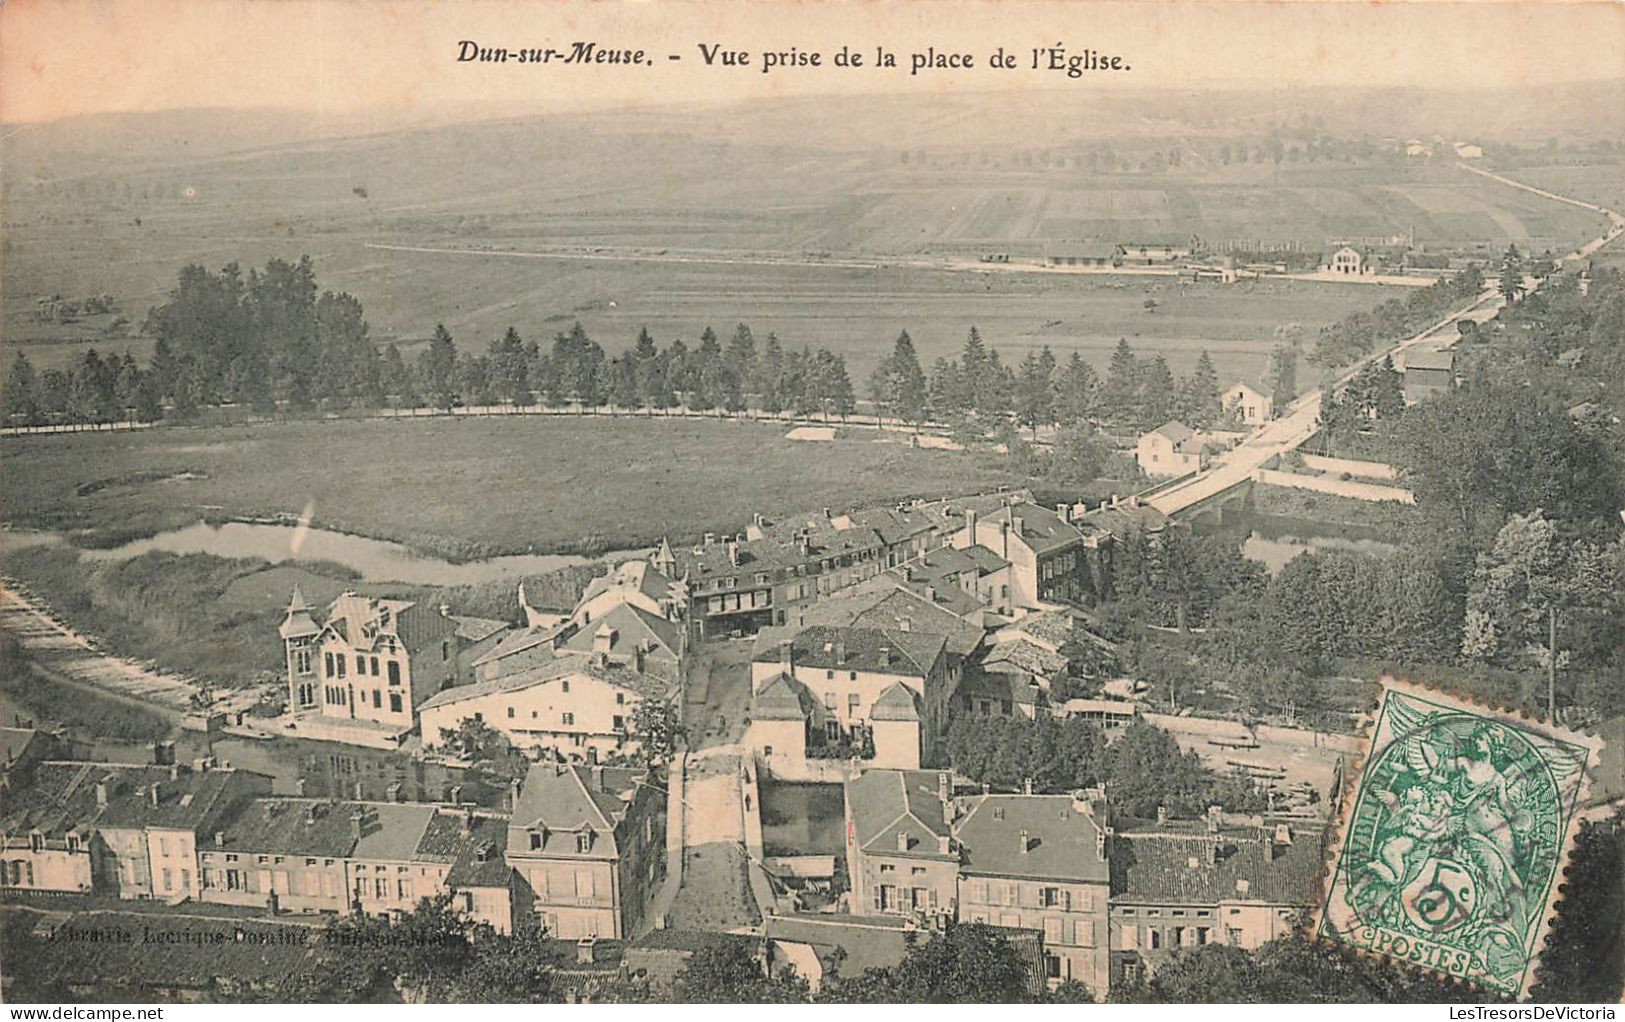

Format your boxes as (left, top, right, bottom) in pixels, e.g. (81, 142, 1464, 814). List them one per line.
(672, 517, 885, 582)
(559, 602, 682, 660)
(210, 798, 368, 858)
(1110, 821, 1325, 907)
(1148, 420, 1197, 449)
(835, 506, 938, 547)
(351, 803, 436, 862)
(579, 560, 678, 609)
(856, 589, 984, 658)
(982, 637, 1068, 679)
(981, 501, 1087, 556)
(870, 682, 922, 722)
(3, 762, 271, 840)
(764, 914, 914, 977)
(846, 769, 954, 857)
(420, 651, 669, 713)
(955, 670, 1041, 707)
(470, 621, 573, 669)
(508, 762, 647, 858)
(752, 625, 945, 678)
(450, 615, 511, 644)
(750, 673, 816, 722)
(1404, 348, 1457, 372)
(954, 794, 1109, 884)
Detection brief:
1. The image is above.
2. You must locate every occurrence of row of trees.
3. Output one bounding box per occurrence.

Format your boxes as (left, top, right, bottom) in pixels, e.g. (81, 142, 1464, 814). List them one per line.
(2, 348, 162, 426)
(1309, 263, 1487, 369)
(871, 328, 1242, 435)
(943, 715, 1263, 819)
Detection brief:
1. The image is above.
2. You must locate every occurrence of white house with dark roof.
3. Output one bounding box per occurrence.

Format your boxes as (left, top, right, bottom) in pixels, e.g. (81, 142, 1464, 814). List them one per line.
(505, 761, 666, 940)
(279, 588, 464, 737)
(748, 625, 949, 770)
(954, 789, 1113, 995)
(1220, 381, 1273, 425)
(1106, 809, 1324, 986)
(1135, 421, 1206, 478)
(952, 499, 1092, 609)
(419, 651, 674, 763)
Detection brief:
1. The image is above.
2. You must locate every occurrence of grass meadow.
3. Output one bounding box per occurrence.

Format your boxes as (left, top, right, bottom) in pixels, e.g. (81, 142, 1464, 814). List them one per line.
(0, 415, 1022, 556)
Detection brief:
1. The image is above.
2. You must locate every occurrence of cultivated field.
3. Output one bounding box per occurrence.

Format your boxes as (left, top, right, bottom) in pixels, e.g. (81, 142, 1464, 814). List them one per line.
(0, 416, 1021, 556)
(4, 111, 1609, 382)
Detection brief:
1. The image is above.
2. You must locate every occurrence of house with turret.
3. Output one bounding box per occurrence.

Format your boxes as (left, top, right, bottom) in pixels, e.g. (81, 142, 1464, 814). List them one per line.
(279, 588, 467, 741)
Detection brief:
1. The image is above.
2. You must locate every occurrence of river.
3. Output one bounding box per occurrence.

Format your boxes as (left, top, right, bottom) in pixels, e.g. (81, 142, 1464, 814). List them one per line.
(3, 521, 646, 587)
(1209, 511, 1402, 574)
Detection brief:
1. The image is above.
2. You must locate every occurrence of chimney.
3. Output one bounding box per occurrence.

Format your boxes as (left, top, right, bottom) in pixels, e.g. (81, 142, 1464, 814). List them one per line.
(1263, 827, 1276, 860)
(703, 532, 716, 546)
(937, 772, 950, 804)
(1022, 777, 1033, 796)
(95, 780, 111, 807)
(727, 539, 740, 566)
(462, 806, 476, 834)
(1110, 494, 1121, 509)
(1206, 805, 1221, 833)
(1056, 502, 1069, 523)
(591, 764, 605, 793)
(1207, 837, 1219, 865)
(168, 763, 181, 780)
(835, 640, 847, 666)
(896, 831, 910, 852)
(1156, 805, 1167, 825)
(878, 646, 891, 669)
(999, 520, 1010, 558)
(937, 834, 951, 855)
(213, 830, 226, 847)
(1018, 829, 1030, 854)
(964, 508, 978, 544)
(295, 777, 308, 797)
(449, 784, 464, 805)
(1012, 515, 1025, 537)
(386, 782, 403, 803)
(778, 641, 793, 671)
(509, 779, 523, 812)
(149, 782, 161, 807)
(351, 808, 372, 840)
(354, 781, 365, 800)
(822, 507, 832, 520)
(577, 937, 597, 965)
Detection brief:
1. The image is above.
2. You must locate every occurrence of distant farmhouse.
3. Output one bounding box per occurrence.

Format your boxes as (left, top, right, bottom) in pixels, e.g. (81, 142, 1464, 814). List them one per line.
(1135, 421, 1208, 478)
(1221, 381, 1273, 425)
(1322, 245, 1373, 276)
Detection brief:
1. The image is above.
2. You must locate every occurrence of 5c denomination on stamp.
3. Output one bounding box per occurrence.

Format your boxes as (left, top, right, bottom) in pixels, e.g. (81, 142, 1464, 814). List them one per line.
(1316, 679, 1603, 999)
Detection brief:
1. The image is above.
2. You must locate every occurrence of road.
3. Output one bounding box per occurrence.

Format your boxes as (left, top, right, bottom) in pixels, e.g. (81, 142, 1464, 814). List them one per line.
(1149, 165, 1625, 518)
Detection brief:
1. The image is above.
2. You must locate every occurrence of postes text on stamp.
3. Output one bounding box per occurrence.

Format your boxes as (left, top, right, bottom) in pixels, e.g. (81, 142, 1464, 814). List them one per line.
(1316, 679, 1603, 998)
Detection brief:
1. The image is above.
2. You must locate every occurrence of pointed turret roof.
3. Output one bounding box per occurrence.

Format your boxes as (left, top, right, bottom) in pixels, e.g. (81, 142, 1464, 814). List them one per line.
(278, 586, 320, 640)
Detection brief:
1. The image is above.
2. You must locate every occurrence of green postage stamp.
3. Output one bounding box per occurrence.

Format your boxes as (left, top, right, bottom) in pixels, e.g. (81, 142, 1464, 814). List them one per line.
(1316, 679, 1603, 998)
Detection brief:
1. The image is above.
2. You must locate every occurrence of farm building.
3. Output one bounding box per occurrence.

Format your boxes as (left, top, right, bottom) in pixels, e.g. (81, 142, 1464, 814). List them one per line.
(1221, 382, 1273, 425)
(1322, 246, 1372, 276)
(1399, 347, 1457, 404)
(1048, 244, 1125, 268)
(1135, 421, 1207, 478)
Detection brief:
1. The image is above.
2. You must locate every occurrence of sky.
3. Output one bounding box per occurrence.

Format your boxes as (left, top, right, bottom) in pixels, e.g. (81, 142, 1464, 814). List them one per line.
(2, 0, 1623, 125)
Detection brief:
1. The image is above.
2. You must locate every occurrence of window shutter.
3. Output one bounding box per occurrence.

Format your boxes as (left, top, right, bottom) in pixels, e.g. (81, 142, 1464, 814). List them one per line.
(872, 886, 882, 911)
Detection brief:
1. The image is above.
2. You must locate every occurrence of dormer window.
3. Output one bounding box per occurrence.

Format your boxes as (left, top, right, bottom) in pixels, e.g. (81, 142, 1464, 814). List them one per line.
(528, 830, 542, 850)
(576, 830, 593, 854)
